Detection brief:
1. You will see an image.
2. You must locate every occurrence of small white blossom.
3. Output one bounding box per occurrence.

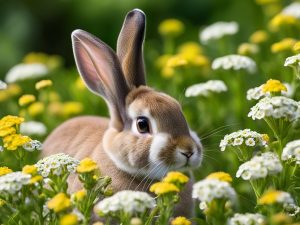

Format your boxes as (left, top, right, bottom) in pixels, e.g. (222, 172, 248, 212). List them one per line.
(185, 80, 227, 97)
(94, 191, 156, 215)
(236, 152, 282, 180)
(192, 179, 236, 208)
(0, 172, 31, 194)
(285, 203, 300, 217)
(35, 153, 79, 177)
(212, 55, 256, 74)
(0, 146, 3, 152)
(5, 63, 49, 83)
(248, 96, 300, 121)
(20, 121, 47, 136)
(281, 2, 300, 18)
(219, 129, 268, 151)
(228, 213, 265, 225)
(282, 140, 300, 164)
(23, 140, 43, 152)
(200, 21, 239, 44)
(284, 54, 300, 67)
(0, 80, 7, 90)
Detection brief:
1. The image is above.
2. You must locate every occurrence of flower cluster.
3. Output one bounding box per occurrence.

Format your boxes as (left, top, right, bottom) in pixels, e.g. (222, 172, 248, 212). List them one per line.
(94, 190, 156, 215)
(0, 172, 31, 194)
(171, 217, 191, 225)
(281, 140, 300, 164)
(236, 152, 282, 180)
(219, 129, 268, 151)
(185, 80, 227, 97)
(248, 96, 300, 121)
(212, 54, 256, 73)
(35, 153, 79, 177)
(23, 140, 43, 151)
(258, 190, 294, 206)
(228, 213, 265, 225)
(192, 178, 236, 208)
(200, 21, 239, 43)
(247, 83, 293, 100)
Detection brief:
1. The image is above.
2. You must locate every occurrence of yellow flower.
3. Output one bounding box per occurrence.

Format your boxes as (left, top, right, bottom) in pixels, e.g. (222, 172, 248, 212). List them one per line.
(269, 14, 298, 31)
(156, 54, 172, 69)
(59, 213, 78, 225)
(0, 167, 13, 176)
(92, 223, 104, 225)
(77, 158, 98, 173)
(161, 67, 175, 78)
(178, 42, 203, 56)
(22, 165, 37, 175)
(0, 199, 5, 207)
(29, 175, 43, 184)
(258, 190, 284, 205)
(35, 80, 53, 90)
(206, 172, 233, 183)
(62, 102, 83, 117)
(293, 41, 300, 53)
(49, 91, 61, 102)
(150, 182, 180, 195)
(3, 134, 31, 151)
(19, 94, 36, 106)
(171, 216, 191, 225)
(158, 19, 184, 37)
(0, 115, 24, 129)
(47, 193, 71, 213)
(0, 127, 16, 137)
(249, 30, 269, 44)
(271, 38, 296, 53)
(72, 189, 87, 201)
(262, 79, 287, 93)
(75, 77, 86, 90)
(162, 171, 189, 185)
(262, 134, 270, 143)
(166, 55, 187, 68)
(238, 43, 259, 55)
(28, 102, 45, 117)
(271, 213, 292, 224)
(190, 55, 210, 67)
(130, 218, 143, 225)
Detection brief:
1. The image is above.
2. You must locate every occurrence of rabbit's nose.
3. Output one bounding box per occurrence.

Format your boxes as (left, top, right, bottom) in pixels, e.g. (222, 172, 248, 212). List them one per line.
(180, 151, 194, 159)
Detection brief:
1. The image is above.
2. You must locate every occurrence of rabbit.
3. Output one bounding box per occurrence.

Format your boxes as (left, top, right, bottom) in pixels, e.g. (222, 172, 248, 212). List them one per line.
(42, 9, 203, 217)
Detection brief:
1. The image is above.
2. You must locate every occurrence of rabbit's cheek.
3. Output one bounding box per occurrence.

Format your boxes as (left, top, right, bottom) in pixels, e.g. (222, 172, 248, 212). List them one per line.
(149, 133, 170, 164)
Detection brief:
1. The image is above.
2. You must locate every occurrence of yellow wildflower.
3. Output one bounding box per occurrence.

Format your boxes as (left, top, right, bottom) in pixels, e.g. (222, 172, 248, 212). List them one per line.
(262, 79, 287, 93)
(271, 213, 292, 224)
(19, 94, 36, 106)
(262, 134, 270, 143)
(22, 165, 37, 175)
(162, 171, 189, 185)
(150, 182, 180, 195)
(238, 43, 259, 55)
(77, 158, 98, 173)
(130, 218, 143, 225)
(161, 67, 175, 78)
(47, 193, 71, 213)
(269, 14, 298, 31)
(0, 115, 24, 128)
(206, 172, 233, 183)
(28, 102, 45, 117)
(92, 223, 104, 225)
(271, 38, 296, 53)
(49, 91, 61, 102)
(0, 127, 16, 137)
(155, 54, 172, 69)
(62, 102, 83, 117)
(293, 41, 300, 53)
(0, 199, 5, 207)
(178, 42, 203, 56)
(29, 175, 43, 184)
(258, 190, 284, 205)
(0, 167, 13, 176)
(59, 213, 78, 225)
(249, 30, 269, 44)
(35, 79, 53, 90)
(166, 55, 187, 68)
(158, 19, 184, 37)
(3, 134, 31, 151)
(6, 84, 22, 97)
(171, 216, 191, 225)
(75, 77, 86, 90)
(72, 189, 87, 201)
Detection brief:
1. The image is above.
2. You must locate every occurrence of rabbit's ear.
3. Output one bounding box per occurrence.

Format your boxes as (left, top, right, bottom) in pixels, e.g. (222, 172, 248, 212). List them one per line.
(117, 9, 146, 89)
(72, 29, 129, 128)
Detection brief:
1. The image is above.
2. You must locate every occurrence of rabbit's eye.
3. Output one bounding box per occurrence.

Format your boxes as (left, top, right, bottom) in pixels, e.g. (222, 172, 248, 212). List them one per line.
(136, 117, 150, 133)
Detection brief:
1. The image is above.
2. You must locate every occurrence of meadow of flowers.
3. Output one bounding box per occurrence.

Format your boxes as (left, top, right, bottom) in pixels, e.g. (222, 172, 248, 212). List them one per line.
(1, 0, 300, 225)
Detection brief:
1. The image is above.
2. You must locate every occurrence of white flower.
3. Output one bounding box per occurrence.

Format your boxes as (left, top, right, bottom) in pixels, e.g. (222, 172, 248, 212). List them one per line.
(219, 129, 268, 151)
(236, 152, 282, 180)
(5, 63, 49, 83)
(281, 2, 300, 18)
(248, 96, 300, 121)
(285, 54, 300, 67)
(192, 179, 236, 208)
(0, 146, 3, 152)
(228, 213, 265, 225)
(35, 153, 79, 177)
(282, 140, 300, 164)
(212, 55, 256, 74)
(23, 140, 43, 152)
(247, 83, 293, 101)
(0, 172, 31, 194)
(0, 80, 7, 90)
(185, 80, 227, 97)
(20, 121, 47, 136)
(200, 21, 238, 44)
(94, 191, 155, 215)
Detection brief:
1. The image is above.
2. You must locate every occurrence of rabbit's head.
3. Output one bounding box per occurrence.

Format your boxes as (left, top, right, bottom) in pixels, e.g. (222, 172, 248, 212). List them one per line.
(72, 9, 202, 179)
